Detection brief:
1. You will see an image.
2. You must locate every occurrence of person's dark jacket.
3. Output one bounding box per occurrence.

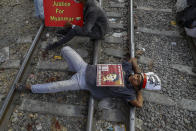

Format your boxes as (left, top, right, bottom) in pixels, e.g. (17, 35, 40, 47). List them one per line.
(73, 0, 109, 39)
(176, 6, 196, 28)
(187, 0, 196, 7)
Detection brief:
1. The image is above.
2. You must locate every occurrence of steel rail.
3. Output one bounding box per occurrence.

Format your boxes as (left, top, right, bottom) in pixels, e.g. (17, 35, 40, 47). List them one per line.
(86, 1, 102, 130)
(129, 0, 136, 131)
(86, 40, 100, 131)
(0, 22, 45, 121)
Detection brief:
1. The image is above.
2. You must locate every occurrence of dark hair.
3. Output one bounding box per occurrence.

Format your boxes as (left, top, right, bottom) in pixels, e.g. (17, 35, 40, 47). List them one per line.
(138, 73, 144, 90)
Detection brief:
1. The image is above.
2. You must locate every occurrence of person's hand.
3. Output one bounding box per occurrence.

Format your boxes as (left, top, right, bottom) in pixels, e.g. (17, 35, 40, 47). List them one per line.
(129, 57, 141, 73)
(64, 22, 72, 28)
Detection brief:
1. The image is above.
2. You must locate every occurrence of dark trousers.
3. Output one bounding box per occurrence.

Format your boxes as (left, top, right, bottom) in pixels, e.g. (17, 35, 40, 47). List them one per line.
(47, 26, 102, 50)
(46, 29, 76, 50)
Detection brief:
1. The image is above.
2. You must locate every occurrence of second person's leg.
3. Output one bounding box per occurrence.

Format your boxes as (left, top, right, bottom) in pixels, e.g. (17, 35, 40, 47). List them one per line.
(61, 46, 87, 72)
(46, 29, 77, 50)
(31, 73, 87, 93)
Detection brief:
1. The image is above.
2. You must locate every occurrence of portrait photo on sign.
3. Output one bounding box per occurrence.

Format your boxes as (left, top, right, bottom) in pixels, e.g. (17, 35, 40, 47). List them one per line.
(103, 73, 119, 82)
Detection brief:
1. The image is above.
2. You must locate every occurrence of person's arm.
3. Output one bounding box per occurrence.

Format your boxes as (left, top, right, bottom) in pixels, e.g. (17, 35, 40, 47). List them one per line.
(74, 11, 98, 35)
(128, 58, 141, 74)
(129, 90, 143, 108)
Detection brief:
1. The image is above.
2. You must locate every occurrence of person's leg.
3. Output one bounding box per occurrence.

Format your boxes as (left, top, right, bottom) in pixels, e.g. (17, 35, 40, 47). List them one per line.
(34, 0, 39, 18)
(31, 73, 87, 93)
(61, 46, 87, 72)
(88, 26, 102, 40)
(56, 27, 72, 36)
(46, 29, 77, 50)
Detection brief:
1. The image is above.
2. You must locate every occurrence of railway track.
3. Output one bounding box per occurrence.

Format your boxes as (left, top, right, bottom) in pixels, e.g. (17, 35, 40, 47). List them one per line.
(132, 0, 196, 130)
(0, 0, 196, 131)
(0, 0, 136, 130)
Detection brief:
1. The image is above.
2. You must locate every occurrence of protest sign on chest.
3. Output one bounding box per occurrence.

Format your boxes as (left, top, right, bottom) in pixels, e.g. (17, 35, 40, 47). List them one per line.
(97, 64, 124, 87)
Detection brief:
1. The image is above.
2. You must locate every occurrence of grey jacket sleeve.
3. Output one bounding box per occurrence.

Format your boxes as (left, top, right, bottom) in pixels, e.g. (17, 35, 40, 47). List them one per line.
(73, 11, 98, 35)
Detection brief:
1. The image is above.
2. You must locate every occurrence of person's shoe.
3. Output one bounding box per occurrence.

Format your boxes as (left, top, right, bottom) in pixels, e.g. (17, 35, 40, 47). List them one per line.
(46, 42, 61, 51)
(45, 43, 54, 51)
(16, 83, 31, 91)
(16, 83, 26, 91)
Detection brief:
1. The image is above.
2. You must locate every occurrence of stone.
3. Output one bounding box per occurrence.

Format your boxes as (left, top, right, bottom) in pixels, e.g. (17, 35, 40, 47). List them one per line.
(105, 36, 123, 44)
(109, 18, 117, 23)
(142, 91, 176, 106)
(19, 99, 86, 117)
(112, 33, 122, 37)
(52, 37, 58, 42)
(136, 6, 172, 13)
(28, 113, 35, 118)
(171, 42, 177, 46)
(11, 117, 18, 123)
(36, 61, 68, 71)
(112, 32, 126, 37)
(0, 47, 9, 64)
(189, 79, 196, 86)
(176, 0, 188, 12)
(178, 98, 196, 111)
(36, 123, 42, 130)
(46, 33, 50, 38)
(113, 125, 126, 131)
(0, 60, 20, 69)
(8, 129, 13, 131)
(171, 64, 196, 76)
(40, 41, 47, 50)
(109, 23, 124, 30)
(137, 27, 182, 38)
(135, 118, 143, 130)
(16, 35, 32, 44)
(103, 48, 126, 58)
(184, 118, 190, 123)
(106, 12, 122, 18)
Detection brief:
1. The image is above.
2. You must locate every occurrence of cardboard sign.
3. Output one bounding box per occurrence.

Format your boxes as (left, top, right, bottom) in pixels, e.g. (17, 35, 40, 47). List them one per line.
(43, 0, 83, 27)
(97, 64, 124, 87)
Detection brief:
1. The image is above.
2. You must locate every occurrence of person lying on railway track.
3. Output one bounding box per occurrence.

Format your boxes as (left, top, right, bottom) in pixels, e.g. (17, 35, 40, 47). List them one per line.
(26, 46, 161, 108)
(46, 0, 108, 50)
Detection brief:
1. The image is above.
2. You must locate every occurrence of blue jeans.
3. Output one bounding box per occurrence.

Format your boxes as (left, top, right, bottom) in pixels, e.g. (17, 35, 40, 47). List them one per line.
(34, 0, 44, 19)
(31, 46, 89, 93)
